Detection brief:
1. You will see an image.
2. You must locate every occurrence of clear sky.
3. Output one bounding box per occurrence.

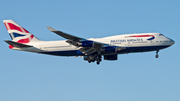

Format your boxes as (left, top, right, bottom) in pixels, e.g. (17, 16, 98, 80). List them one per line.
(0, 0, 179, 101)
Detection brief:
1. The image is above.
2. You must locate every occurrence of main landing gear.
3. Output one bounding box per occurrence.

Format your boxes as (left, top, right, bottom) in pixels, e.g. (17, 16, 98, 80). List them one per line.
(155, 50, 159, 58)
(96, 55, 102, 65)
(88, 55, 102, 65)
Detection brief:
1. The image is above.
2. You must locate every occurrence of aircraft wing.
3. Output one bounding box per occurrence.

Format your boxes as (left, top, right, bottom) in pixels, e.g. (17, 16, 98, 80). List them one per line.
(47, 26, 83, 41)
(47, 26, 125, 55)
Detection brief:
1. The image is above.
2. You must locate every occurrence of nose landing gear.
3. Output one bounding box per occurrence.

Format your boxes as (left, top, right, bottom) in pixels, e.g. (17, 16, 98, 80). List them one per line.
(155, 50, 159, 58)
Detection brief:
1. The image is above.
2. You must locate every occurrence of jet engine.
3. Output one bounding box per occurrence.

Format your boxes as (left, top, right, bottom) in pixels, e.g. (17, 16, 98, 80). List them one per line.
(101, 46, 123, 53)
(101, 46, 116, 53)
(104, 55, 118, 60)
(78, 41, 94, 47)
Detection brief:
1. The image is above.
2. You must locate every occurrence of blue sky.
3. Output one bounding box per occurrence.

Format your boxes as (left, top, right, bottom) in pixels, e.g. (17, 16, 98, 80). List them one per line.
(0, 0, 179, 101)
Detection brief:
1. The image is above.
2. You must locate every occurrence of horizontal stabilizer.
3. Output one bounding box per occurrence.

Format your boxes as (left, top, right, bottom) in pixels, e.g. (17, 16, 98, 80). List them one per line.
(4, 40, 33, 48)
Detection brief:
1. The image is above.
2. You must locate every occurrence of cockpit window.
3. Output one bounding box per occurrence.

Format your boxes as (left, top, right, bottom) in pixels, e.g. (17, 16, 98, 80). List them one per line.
(159, 34, 164, 36)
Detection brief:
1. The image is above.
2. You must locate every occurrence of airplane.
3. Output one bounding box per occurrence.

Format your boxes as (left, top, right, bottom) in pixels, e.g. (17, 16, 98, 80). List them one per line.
(3, 20, 175, 65)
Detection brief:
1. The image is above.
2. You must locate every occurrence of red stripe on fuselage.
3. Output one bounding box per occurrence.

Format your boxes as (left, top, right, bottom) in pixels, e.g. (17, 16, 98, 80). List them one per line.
(129, 35, 154, 37)
(9, 35, 34, 49)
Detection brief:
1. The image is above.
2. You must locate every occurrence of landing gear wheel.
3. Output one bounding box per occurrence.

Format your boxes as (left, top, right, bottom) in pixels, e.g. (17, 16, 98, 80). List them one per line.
(155, 55, 159, 58)
(155, 50, 159, 58)
(97, 61, 100, 65)
(88, 60, 91, 63)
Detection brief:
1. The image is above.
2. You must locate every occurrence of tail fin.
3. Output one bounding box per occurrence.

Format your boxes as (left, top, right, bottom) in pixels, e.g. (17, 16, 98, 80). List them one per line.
(3, 20, 40, 43)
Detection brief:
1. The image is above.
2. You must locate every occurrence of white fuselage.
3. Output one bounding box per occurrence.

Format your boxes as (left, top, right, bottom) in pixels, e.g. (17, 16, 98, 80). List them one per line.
(12, 33, 174, 56)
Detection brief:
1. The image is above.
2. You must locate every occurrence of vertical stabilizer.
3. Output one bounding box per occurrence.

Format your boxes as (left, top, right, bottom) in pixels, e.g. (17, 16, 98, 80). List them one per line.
(3, 20, 40, 43)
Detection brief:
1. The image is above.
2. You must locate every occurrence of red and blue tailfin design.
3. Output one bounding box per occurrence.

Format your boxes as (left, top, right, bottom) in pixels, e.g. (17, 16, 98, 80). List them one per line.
(3, 20, 40, 49)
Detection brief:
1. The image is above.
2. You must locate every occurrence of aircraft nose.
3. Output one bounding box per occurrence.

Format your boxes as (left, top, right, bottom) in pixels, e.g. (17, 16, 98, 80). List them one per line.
(172, 40, 175, 45)
(170, 39, 175, 45)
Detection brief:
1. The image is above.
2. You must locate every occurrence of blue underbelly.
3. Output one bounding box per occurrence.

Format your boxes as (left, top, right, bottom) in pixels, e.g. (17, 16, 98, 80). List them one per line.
(40, 45, 170, 56)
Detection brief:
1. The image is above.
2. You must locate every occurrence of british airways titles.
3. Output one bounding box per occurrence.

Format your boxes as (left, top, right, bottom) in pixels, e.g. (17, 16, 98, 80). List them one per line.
(111, 38, 144, 43)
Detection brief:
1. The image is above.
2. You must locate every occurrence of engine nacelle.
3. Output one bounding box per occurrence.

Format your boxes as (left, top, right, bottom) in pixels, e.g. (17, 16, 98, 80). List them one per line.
(78, 41, 94, 47)
(104, 55, 118, 60)
(101, 46, 116, 53)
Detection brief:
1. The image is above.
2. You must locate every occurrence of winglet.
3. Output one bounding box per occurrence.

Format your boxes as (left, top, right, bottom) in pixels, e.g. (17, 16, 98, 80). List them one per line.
(47, 26, 57, 32)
